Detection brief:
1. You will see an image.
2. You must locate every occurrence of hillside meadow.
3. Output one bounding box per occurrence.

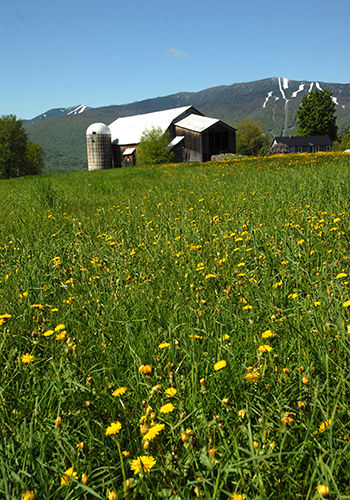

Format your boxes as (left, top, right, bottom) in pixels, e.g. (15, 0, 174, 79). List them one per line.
(1, 152, 350, 500)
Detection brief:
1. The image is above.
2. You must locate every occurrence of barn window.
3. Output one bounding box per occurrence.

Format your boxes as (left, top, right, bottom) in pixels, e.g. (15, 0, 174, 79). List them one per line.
(209, 131, 229, 152)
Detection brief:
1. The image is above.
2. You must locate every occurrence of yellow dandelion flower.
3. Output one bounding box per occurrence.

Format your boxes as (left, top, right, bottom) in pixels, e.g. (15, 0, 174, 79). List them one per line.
(245, 371, 260, 382)
(105, 421, 122, 435)
(21, 491, 35, 500)
(144, 423, 165, 441)
(55, 331, 67, 340)
(231, 494, 244, 500)
(61, 467, 78, 485)
(288, 293, 298, 299)
(314, 301, 321, 307)
(319, 418, 331, 433)
(261, 329, 276, 339)
(43, 330, 54, 337)
(139, 364, 152, 374)
(21, 353, 34, 364)
(343, 299, 350, 308)
(242, 304, 252, 310)
(81, 473, 88, 485)
(30, 304, 43, 310)
(165, 387, 177, 397)
(214, 360, 227, 371)
(130, 455, 156, 475)
(337, 272, 347, 278)
(258, 344, 273, 353)
(316, 484, 329, 497)
(205, 274, 216, 279)
(107, 490, 117, 500)
(159, 403, 175, 414)
(298, 401, 306, 409)
(302, 375, 309, 384)
(158, 342, 170, 348)
(76, 442, 84, 450)
(112, 387, 127, 397)
(55, 324, 66, 331)
(238, 409, 246, 419)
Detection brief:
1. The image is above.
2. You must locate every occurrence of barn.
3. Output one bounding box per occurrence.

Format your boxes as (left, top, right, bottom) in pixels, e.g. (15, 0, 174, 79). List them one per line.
(87, 106, 236, 169)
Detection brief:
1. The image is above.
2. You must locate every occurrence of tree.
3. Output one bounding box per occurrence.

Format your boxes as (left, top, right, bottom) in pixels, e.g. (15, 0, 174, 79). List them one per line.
(0, 115, 44, 179)
(296, 89, 338, 141)
(136, 126, 174, 166)
(235, 117, 266, 156)
(332, 128, 350, 151)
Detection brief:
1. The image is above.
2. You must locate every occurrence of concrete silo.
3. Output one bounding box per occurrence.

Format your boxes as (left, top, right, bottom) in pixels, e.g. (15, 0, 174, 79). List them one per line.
(86, 123, 112, 171)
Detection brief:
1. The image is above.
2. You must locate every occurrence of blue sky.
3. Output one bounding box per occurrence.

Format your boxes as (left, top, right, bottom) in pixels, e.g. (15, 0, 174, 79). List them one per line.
(2, 0, 350, 119)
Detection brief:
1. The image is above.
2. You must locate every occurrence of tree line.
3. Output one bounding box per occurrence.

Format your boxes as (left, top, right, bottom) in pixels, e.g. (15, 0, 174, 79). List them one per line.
(0, 115, 44, 179)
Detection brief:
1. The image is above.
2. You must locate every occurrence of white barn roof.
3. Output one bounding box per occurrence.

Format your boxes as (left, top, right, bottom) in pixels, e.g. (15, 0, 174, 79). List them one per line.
(109, 106, 193, 145)
(175, 114, 219, 133)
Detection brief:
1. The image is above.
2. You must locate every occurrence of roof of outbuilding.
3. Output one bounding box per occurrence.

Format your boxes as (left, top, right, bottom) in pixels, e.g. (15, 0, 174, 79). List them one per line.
(109, 106, 195, 145)
(175, 114, 220, 133)
(273, 135, 333, 146)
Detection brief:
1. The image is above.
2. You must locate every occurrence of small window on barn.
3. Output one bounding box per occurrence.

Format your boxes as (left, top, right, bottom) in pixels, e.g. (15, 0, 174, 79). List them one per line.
(315, 146, 320, 152)
(326, 145, 331, 151)
(298, 146, 302, 153)
(291, 146, 295, 153)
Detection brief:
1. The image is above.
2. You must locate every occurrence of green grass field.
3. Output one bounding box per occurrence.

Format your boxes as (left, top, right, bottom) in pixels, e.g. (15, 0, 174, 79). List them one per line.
(1, 152, 350, 500)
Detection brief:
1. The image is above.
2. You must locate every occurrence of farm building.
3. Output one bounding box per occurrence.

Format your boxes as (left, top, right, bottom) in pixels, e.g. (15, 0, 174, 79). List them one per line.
(271, 135, 333, 153)
(86, 106, 236, 170)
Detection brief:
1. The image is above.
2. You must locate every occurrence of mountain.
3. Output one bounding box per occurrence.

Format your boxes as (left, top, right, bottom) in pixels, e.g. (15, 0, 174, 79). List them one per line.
(23, 105, 91, 124)
(24, 77, 350, 173)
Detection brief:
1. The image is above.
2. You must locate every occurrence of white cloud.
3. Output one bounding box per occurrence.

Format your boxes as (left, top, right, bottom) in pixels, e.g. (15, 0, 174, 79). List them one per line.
(165, 48, 190, 58)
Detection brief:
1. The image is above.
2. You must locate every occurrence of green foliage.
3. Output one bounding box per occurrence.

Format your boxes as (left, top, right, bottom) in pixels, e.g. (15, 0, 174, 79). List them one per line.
(296, 89, 338, 141)
(235, 117, 266, 155)
(1, 152, 350, 498)
(0, 115, 44, 179)
(332, 129, 350, 151)
(136, 126, 174, 166)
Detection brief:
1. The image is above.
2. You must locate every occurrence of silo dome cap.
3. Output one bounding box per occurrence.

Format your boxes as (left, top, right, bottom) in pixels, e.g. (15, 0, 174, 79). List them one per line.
(86, 122, 111, 135)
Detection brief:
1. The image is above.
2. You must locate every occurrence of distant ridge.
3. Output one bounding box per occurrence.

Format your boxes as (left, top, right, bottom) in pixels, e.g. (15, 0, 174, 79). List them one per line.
(24, 77, 350, 173)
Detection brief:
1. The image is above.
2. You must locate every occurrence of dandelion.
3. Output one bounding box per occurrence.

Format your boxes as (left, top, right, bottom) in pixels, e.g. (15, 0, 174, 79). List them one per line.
(288, 293, 298, 299)
(165, 387, 177, 397)
(231, 494, 244, 500)
(139, 364, 152, 374)
(144, 423, 165, 441)
(316, 484, 329, 497)
(314, 301, 321, 307)
(130, 455, 156, 475)
(222, 398, 229, 404)
(337, 272, 347, 278)
(55, 416, 62, 427)
(108, 490, 117, 500)
(238, 409, 246, 419)
(242, 304, 252, 310)
(205, 274, 216, 279)
(160, 403, 175, 414)
(258, 345, 273, 353)
(21, 492, 35, 500)
(245, 371, 260, 382)
(105, 421, 122, 435)
(30, 304, 43, 310)
(61, 467, 78, 485)
(214, 360, 227, 371)
(261, 329, 276, 339)
(220, 334, 230, 341)
(55, 324, 65, 331)
(112, 387, 127, 397)
(298, 401, 306, 409)
(302, 375, 309, 384)
(343, 299, 350, 308)
(56, 331, 67, 340)
(43, 330, 54, 337)
(319, 418, 331, 433)
(158, 342, 170, 348)
(21, 353, 34, 364)
(81, 473, 88, 485)
(76, 442, 84, 450)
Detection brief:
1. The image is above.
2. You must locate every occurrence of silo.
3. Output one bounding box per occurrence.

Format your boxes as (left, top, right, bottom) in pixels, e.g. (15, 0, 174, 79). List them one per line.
(86, 123, 112, 171)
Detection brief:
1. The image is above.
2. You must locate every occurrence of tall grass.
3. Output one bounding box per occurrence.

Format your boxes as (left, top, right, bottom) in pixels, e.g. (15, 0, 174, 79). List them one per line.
(0, 152, 350, 499)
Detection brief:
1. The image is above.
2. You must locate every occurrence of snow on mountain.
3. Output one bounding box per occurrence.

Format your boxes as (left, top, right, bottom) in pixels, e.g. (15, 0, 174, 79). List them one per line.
(24, 105, 90, 124)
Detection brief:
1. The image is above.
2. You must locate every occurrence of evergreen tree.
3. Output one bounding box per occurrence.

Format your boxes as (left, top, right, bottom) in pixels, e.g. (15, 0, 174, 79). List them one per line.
(296, 89, 338, 141)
